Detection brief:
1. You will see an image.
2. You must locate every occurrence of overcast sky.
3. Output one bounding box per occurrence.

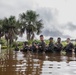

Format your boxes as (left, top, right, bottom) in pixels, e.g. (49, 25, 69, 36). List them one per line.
(0, 0, 76, 41)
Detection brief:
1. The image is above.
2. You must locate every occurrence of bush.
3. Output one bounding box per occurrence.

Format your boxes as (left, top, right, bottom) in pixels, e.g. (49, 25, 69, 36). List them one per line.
(18, 42, 23, 46)
(12, 42, 16, 47)
(28, 40, 41, 45)
(28, 40, 33, 45)
(45, 40, 49, 45)
(0, 39, 6, 45)
(62, 41, 67, 47)
(12, 41, 23, 48)
(1, 46, 7, 49)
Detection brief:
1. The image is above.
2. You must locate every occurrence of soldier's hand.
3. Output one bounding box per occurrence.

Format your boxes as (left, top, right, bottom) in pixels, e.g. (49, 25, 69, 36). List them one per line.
(72, 49, 74, 52)
(36, 46, 38, 49)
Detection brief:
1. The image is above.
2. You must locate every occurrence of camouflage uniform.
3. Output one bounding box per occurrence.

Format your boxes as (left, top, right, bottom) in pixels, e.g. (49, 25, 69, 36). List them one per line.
(30, 42, 37, 53)
(22, 45, 29, 52)
(14, 46, 19, 51)
(54, 42, 63, 53)
(21, 42, 29, 52)
(38, 40, 46, 53)
(47, 42, 55, 53)
(64, 43, 74, 52)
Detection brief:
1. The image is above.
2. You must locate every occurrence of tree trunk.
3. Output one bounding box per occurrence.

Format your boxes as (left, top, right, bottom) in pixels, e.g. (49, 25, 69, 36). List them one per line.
(31, 33, 34, 40)
(0, 37, 1, 41)
(9, 38, 13, 48)
(6, 39, 9, 53)
(27, 32, 31, 40)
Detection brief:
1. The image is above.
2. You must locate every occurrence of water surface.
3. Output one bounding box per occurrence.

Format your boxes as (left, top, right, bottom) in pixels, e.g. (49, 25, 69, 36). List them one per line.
(0, 50, 76, 75)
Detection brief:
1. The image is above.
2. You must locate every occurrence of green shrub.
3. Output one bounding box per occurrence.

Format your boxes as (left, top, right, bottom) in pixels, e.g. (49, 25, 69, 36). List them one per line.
(62, 41, 67, 47)
(0, 39, 6, 46)
(45, 40, 49, 45)
(11, 41, 23, 48)
(12, 42, 16, 47)
(28, 40, 41, 45)
(28, 40, 33, 45)
(18, 42, 23, 46)
(1, 46, 7, 49)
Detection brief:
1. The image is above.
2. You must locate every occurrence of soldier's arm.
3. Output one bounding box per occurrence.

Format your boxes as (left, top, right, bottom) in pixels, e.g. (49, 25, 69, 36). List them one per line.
(71, 43, 75, 52)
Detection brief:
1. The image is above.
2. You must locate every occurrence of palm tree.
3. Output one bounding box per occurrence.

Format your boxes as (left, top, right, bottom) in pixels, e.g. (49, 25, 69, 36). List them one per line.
(0, 20, 4, 48)
(19, 10, 43, 40)
(2, 16, 20, 47)
(0, 20, 4, 40)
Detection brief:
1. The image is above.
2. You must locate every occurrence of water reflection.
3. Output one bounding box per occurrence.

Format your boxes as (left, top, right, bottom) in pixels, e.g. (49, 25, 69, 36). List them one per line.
(0, 50, 76, 75)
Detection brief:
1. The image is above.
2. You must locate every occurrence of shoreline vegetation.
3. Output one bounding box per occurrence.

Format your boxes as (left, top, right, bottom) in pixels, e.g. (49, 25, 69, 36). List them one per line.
(0, 38, 76, 49)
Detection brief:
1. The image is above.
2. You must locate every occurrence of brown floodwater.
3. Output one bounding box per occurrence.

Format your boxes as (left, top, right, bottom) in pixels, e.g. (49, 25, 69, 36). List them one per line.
(0, 50, 76, 75)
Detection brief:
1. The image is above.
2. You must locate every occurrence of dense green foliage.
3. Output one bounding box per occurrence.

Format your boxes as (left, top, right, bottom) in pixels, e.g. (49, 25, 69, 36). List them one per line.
(19, 10, 43, 40)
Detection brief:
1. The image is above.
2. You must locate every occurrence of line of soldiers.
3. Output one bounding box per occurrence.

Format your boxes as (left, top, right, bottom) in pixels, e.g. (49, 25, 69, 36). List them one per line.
(15, 35, 76, 53)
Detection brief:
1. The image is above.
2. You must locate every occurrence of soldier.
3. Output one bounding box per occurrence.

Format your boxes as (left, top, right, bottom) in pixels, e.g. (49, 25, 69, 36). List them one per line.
(47, 37, 55, 53)
(54, 37, 63, 53)
(21, 41, 29, 52)
(30, 42, 37, 53)
(14, 43, 19, 51)
(64, 38, 74, 53)
(37, 35, 46, 53)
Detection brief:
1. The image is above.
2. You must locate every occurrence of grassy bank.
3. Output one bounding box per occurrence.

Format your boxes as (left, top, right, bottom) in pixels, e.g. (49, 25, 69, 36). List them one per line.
(0, 38, 76, 50)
